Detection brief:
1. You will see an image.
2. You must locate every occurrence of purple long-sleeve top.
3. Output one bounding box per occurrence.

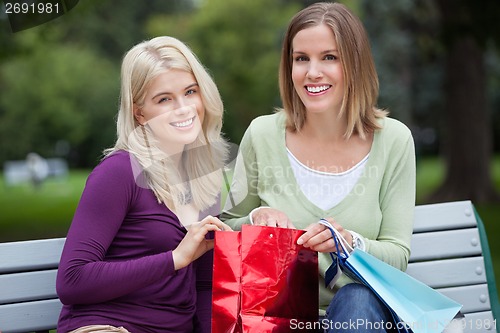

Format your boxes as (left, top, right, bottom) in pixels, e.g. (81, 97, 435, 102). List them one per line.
(56, 150, 217, 333)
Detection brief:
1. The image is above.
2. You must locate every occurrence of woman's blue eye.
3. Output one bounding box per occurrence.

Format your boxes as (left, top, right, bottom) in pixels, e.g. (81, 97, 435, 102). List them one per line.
(186, 89, 196, 95)
(325, 54, 337, 60)
(158, 97, 170, 103)
(295, 56, 308, 62)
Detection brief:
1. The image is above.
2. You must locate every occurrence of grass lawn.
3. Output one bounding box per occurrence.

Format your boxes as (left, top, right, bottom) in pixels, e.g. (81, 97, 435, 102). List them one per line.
(0, 170, 88, 242)
(1, 156, 499, 298)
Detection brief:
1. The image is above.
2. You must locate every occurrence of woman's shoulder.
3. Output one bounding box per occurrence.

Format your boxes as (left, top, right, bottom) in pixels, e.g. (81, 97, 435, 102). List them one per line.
(249, 112, 284, 129)
(241, 112, 285, 150)
(374, 117, 415, 160)
(377, 116, 413, 140)
(89, 150, 137, 183)
(97, 150, 132, 171)
(94, 150, 153, 195)
(247, 112, 285, 136)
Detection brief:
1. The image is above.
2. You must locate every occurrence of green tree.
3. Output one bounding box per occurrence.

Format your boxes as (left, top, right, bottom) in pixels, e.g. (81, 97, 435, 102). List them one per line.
(429, 0, 500, 203)
(148, 0, 301, 143)
(0, 31, 118, 166)
(360, 0, 500, 203)
(0, 0, 192, 167)
(362, 1, 419, 126)
(50, 0, 194, 59)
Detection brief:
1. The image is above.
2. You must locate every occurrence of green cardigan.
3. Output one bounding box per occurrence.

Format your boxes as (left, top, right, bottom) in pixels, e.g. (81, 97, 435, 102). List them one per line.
(222, 111, 416, 311)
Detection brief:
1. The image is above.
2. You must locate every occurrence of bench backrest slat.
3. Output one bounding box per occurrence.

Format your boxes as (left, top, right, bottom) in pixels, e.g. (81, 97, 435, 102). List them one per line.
(0, 238, 65, 274)
(0, 270, 58, 304)
(0, 299, 63, 333)
(410, 228, 482, 261)
(413, 200, 477, 232)
(438, 284, 491, 313)
(461, 311, 496, 333)
(405, 257, 486, 289)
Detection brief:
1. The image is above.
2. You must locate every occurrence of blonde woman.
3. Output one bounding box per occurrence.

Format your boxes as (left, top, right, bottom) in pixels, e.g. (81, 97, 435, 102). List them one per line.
(56, 36, 230, 333)
(223, 3, 415, 332)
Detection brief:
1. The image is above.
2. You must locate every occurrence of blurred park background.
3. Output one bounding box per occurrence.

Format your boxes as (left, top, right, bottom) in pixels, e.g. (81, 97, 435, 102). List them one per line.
(1, 0, 500, 291)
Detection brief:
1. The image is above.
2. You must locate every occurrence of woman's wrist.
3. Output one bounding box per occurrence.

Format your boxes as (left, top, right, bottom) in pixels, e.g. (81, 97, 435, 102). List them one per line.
(348, 230, 366, 251)
(172, 249, 186, 271)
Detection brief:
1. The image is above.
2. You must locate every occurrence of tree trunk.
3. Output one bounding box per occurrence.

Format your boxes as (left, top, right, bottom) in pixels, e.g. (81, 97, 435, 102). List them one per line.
(429, 35, 499, 203)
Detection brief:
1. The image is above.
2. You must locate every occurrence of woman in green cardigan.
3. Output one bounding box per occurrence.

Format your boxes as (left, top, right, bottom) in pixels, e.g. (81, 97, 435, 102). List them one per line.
(222, 2, 416, 332)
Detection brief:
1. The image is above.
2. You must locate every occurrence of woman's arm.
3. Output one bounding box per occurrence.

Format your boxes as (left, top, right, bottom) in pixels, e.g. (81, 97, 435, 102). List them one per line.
(220, 128, 261, 230)
(367, 131, 416, 270)
(56, 154, 174, 305)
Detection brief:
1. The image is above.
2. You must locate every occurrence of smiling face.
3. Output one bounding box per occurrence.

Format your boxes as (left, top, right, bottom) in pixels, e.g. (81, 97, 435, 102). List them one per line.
(291, 24, 344, 116)
(134, 69, 205, 155)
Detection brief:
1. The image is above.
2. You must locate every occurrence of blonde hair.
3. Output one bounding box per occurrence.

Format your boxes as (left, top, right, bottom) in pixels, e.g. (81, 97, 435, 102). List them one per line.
(105, 36, 228, 210)
(278, 2, 387, 138)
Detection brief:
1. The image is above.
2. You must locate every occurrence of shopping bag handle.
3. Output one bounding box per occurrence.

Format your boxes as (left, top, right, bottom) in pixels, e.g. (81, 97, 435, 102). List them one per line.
(318, 219, 353, 256)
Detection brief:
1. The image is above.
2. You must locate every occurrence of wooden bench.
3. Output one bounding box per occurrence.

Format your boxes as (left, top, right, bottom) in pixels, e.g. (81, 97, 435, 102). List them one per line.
(0, 238, 65, 333)
(406, 200, 499, 333)
(0, 200, 498, 332)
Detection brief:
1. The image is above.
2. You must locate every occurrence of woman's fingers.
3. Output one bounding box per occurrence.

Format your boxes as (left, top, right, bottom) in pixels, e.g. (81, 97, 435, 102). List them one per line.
(252, 208, 276, 226)
(174, 217, 230, 270)
(297, 223, 330, 246)
(297, 217, 350, 253)
(252, 207, 294, 228)
(199, 215, 231, 232)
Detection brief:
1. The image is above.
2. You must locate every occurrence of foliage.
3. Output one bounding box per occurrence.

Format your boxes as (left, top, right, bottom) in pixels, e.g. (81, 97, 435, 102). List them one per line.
(0, 0, 192, 167)
(0, 29, 118, 166)
(46, 0, 194, 59)
(437, 0, 500, 50)
(148, 0, 301, 143)
(0, 0, 499, 202)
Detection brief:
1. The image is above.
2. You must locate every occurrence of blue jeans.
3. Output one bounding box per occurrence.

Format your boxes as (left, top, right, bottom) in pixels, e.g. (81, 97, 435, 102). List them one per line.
(323, 283, 399, 333)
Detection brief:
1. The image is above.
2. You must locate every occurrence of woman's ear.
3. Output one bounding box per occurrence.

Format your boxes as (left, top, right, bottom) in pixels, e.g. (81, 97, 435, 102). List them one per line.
(133, 104, 145, 125)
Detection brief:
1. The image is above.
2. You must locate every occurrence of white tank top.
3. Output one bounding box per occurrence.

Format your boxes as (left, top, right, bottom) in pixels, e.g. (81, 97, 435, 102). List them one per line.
(286, 148, 369, 211)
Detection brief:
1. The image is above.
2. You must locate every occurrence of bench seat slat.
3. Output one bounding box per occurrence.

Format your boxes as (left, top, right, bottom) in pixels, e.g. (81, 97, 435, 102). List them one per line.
(410, 228, 482, 261)
(0, 298, 63, 333)
(437, 284, 491, 314)
(0, 238, 65, 274)
(406, 257, 487, 289)
(0, 269, 58, 304)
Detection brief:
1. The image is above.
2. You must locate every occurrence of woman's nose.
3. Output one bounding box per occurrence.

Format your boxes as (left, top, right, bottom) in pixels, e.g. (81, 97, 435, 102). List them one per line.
(306, 61, 323, 79)
(173, 97, 188, 111)
(174, 101, 195, 116)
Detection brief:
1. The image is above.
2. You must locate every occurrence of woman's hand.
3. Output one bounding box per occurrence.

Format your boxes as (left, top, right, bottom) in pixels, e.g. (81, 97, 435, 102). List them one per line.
(172, 215, 232, 270)
(297, 217, 353, 253)
(252, 207, 295, 228)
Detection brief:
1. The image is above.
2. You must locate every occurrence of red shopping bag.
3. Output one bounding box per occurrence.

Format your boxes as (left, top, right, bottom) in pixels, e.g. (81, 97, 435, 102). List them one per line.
(212, 225, 320, 333)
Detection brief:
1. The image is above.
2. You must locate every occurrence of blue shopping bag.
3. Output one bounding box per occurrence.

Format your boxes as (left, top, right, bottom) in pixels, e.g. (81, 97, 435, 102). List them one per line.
(320, 219, 462, 333)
